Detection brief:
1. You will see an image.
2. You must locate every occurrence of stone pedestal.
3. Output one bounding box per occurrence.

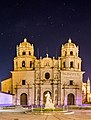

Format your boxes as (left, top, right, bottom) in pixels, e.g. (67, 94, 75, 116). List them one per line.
(45, 102, 55, 109)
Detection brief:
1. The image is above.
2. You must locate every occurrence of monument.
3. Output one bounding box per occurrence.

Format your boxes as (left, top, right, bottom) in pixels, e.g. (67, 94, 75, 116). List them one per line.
(45, 92, 55, 109)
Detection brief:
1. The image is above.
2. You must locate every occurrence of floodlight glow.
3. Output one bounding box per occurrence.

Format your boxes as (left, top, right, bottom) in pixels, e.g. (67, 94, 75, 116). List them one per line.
(0, 93, 13, 106)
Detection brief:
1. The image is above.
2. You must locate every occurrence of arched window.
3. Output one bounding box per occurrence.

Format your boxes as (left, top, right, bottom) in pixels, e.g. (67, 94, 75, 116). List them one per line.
(63, 61, 65, 68)
(29, 51, 31, 55)
(78, 63, 79, 69)
(30, 61, 32, 68)
(65, 51, 67, 56)
(22, 61, 25, 67)
(70, 51, 73, 55)
(46, 62, 49, 66)
(22, 51, 26, 55)
(70, 61, 73, 68)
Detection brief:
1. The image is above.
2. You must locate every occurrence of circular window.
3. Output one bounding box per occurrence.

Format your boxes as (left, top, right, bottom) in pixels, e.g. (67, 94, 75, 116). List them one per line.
(45, 72, 50, 79)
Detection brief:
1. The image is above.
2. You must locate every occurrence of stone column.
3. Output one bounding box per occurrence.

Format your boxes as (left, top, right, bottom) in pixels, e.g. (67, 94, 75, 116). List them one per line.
(57, 80, 61, 106)
(63, 84, 65, 106)
(51, 81, 54, 103)
(75, 85, 78, 105)
(57, 71, 61, 106)
(15, 84, 18, 105)
(39, 82, 42, 106)
(28, 84, 30, 105)
(34, 83, 36, 106)
(34, 70, 37, 107)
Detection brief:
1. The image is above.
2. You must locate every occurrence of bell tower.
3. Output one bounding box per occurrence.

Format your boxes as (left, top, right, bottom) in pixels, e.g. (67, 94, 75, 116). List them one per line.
(14, 38, 36, 71)
(61, 38, 81, 71)
(60, 38, 84, 106)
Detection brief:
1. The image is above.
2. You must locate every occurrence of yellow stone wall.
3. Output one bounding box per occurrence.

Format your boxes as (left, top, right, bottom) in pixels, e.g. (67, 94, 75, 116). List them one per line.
(11, 71, 34, 94)
(1, 78, 11, 93)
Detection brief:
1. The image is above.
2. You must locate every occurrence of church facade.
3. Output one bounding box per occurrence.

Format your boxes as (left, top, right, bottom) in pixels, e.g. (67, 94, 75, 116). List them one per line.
(1, 38, 84, 106)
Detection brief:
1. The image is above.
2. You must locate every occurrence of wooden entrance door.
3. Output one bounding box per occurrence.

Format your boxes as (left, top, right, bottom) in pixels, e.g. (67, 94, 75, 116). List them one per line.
(20, 93, 27, 106)
(67, 93, 75, 105)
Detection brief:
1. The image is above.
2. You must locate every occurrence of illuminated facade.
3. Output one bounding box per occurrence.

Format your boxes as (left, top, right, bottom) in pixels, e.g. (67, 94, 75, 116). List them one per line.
(1, 38, 84, 106)
(82, 77, 91, 103)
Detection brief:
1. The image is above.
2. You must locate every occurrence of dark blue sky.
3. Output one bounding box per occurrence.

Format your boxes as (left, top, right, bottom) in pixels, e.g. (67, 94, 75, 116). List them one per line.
(0, 0, 91, 82)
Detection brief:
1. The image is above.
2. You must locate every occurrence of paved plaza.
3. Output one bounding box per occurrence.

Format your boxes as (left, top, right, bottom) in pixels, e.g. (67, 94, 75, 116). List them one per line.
(0, 110, 91, 120)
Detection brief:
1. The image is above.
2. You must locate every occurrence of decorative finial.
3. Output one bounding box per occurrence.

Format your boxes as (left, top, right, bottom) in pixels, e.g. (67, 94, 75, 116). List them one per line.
(32, 44, 34, 48)
(62, 44, 64, 48)
(40, 56, 42, 59)
(16, 45, 18, 49)
(87, 77, 90, 81)
(87, 77, 90, 83)
(46, 54, 48, 58)
(53, 56, 55, 59)
(20, 43, 21, 47)
(68, 38, 71, 43)
(24, 38, 27, 42)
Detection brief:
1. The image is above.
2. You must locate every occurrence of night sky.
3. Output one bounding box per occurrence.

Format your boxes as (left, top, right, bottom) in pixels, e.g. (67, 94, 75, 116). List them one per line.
(0, 0, 91, 82)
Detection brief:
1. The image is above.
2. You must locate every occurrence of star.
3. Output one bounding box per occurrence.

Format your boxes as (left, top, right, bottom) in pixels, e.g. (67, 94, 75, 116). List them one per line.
(16, 0, 25, 7)
(1, 33, 4, 35)
(38, 34, 40, 37)
(8, 34, 11, 37)
(69, 15, 72, 19)
(63, 2, 66, 6)
(23, 26, 26, 29)
(48, 16, 52, 19)
(7, 21, 10, 25)
(61, 23, 64, 27)
(36, 23, 40, 26)
(78, 30, 81, 33)
(50, 22, 53, 25)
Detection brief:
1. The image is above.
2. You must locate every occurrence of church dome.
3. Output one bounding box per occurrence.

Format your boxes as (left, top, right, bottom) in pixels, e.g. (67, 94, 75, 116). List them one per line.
(19, 38, 32, 47)
(63, 38, 76, 48)
(16, 38, 34, 57)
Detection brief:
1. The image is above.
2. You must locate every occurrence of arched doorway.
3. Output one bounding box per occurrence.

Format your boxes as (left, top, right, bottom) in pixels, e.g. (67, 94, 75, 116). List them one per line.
(43, 91, 51, 105)
(67, 93, 75, 105)
(20, 93, 27, 106)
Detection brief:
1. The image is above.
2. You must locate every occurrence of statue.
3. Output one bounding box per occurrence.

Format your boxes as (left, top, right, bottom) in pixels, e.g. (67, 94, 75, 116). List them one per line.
(45, 92, 52, 104)
(45, 92, 55, 109)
